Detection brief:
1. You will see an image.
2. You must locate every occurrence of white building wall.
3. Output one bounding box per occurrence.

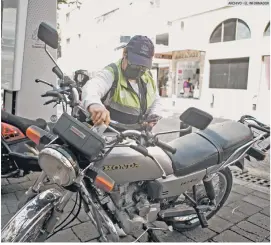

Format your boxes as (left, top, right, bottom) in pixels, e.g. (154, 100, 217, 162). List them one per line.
(169, 6, 270, 123)
(57, 1, 270, 123)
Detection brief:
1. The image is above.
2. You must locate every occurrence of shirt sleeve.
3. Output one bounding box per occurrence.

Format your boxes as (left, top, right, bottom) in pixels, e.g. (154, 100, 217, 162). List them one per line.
(148, 86, 163, 117)
(81, 69, 114, 110)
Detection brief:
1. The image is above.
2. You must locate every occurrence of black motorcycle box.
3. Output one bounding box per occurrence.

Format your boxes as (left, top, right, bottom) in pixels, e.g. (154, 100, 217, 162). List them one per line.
(52, 112, 105, 159)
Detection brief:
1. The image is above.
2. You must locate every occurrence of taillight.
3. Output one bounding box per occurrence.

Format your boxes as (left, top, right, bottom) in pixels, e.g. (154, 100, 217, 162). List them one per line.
(1, 122, 26, 142)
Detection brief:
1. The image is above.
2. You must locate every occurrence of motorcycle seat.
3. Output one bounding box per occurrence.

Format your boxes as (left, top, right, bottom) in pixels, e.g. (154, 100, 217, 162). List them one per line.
(168, 121, 253, 177)
(197, 121, 254, 162)
(1, 110, 47, 135)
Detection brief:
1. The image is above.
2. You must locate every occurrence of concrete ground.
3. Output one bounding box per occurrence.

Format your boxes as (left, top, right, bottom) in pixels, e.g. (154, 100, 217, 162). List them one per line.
(1, 111, 270, 242)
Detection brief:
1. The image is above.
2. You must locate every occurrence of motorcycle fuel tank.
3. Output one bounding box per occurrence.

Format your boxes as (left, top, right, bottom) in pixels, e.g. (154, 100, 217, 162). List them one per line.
(94, 146, 173, 184)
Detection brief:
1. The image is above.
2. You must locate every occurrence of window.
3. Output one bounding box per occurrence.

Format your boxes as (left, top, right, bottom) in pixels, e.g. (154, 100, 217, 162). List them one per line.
(1, 0, 18, 90)
(224, 19, 236, 42)
(264, 22, 270, 36)
(78, 34, 81, 39)
(66, 13, 70, 23)
(210, 19, 251, 43)
(209, 58, 249, 89)
(210, 24, 222, 43)
(156, 33, 169, 46)
(66, 38, 70, 45)
(120, 36, 130, 43)
(236, 19, 251, 40)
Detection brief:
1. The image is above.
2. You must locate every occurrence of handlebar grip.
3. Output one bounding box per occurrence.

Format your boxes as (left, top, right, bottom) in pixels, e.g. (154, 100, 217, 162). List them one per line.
(44, 99, 58, 105)
(41, 91, 63, 99)
(52, 66, 63, 80)
(155, 138, 176, 154)
(130, 145, 148, 157)
(61, 80, 74, 87)
(248, 124, 270, 134)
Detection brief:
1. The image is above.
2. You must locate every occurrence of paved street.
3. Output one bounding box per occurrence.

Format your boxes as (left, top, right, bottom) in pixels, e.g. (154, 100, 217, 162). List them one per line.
(1, 113, 270, 242)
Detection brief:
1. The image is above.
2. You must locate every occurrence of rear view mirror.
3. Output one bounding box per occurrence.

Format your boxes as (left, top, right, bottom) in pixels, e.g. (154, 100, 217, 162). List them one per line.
(74, 70, 90, 86)
(180, 107, 213, 130)
(38, 22, 58, 49)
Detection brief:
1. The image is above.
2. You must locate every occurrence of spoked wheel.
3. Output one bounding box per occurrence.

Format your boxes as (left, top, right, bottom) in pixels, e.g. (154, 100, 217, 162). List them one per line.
(22, 211, 52, 242)
(1, 208, 53, 242)
(168, 167, 232, 231)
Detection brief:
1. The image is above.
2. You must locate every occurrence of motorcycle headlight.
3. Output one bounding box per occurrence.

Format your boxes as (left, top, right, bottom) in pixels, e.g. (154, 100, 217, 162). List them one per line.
(38, 145, 79, 186)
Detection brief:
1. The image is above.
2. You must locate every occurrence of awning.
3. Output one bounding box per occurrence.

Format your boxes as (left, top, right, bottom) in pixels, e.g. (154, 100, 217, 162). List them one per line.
(155, 49, 205, 60)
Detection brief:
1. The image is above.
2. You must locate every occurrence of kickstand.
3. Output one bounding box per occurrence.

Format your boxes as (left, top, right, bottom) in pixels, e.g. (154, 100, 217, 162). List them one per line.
(131, 224, 173, 243)
(183, 191, 209, 228)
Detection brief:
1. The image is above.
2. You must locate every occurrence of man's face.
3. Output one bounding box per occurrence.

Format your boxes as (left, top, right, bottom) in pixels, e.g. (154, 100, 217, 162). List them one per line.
(122, 52, 148, 80)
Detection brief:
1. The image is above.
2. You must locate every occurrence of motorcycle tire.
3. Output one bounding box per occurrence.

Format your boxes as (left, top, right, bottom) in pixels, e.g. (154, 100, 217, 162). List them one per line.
(1, 189, 61, 242)
(170, 167, 233, 232)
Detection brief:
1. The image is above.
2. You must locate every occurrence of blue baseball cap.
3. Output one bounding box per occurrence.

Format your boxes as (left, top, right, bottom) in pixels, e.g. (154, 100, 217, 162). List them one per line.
(126, 35, 154, 69)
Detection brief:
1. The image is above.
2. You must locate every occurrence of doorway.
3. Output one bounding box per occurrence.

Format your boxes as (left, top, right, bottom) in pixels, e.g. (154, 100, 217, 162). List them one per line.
(158, 67, 169, 97)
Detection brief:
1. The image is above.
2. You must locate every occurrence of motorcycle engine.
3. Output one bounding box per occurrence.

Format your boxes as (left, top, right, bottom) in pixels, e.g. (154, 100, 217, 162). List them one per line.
(105, 182, 161, 235)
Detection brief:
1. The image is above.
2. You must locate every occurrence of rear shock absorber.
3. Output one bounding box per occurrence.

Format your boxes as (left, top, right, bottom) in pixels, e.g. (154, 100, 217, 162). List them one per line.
(203, 175, 216, 206)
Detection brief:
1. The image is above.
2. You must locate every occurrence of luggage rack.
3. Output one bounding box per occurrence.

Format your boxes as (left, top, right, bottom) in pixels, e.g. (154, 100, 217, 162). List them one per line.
(216, 132, 268, 172)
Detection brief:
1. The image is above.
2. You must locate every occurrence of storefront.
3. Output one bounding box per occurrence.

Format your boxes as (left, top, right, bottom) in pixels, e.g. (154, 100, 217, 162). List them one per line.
(154, 49, 206, 99)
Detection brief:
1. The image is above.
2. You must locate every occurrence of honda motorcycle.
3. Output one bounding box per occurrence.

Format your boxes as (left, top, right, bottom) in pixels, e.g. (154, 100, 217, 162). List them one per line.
(1, 22, 270, 242)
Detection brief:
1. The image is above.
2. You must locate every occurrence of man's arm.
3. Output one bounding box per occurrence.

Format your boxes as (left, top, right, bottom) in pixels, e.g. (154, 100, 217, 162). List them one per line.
(81, 69, 113, 125)
(148, 86, 163, 118)
(81, 69, 114, 110)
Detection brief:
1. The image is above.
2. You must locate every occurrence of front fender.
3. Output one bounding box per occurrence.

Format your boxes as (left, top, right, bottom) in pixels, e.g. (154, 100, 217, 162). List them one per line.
(1, 188, 62, 242)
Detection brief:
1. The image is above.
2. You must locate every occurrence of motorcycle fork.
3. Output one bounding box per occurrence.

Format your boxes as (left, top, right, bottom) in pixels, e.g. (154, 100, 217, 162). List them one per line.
(79, 180, 119, 242)
(18, 171, 47, 209)
(43, 190, 74, 234)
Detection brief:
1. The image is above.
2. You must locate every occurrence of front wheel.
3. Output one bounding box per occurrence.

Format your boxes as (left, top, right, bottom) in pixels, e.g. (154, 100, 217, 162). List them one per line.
(170, 167, 233, 231)
(1, 188, 61, 242)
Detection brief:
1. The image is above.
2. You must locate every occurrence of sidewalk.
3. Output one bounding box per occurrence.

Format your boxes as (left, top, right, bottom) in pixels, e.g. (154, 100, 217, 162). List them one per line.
(1, 172, 270, 242)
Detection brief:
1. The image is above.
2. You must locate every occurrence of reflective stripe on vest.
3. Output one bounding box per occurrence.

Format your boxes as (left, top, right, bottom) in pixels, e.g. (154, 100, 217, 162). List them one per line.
(104, 60, 156, 124)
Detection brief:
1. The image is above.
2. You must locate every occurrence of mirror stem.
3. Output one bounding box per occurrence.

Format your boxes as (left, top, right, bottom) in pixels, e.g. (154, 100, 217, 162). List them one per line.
(45, 44, 64, 81)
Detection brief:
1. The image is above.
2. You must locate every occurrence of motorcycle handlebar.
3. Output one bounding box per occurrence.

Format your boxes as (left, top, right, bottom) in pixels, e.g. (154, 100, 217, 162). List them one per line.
(60, 80, 75, 87)
(35, 79, 54, 88)
(154, 138, 176, 154)
(248, 124, 270, 134)
(52, 66, 63, 80)
(41, 91, 64, 100)
(44, 98, 58, 105)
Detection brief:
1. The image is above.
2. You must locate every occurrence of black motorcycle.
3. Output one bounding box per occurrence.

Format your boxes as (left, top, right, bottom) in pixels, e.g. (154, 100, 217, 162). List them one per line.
(1, 69, 89, 178)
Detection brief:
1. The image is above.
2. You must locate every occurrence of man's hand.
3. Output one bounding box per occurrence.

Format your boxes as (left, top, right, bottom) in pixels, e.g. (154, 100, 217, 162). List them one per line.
(142, 114, 162, 129)
(88, 104, 110, 126)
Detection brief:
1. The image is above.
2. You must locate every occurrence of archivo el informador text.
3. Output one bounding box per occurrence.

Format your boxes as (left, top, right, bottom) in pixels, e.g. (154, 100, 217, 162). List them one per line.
(227, 0, 269, 5)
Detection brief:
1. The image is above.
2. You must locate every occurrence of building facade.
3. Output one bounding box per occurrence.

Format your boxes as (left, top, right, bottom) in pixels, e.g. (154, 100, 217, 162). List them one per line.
(165, 5, 270, 124)
(58, 1, 270, 124)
